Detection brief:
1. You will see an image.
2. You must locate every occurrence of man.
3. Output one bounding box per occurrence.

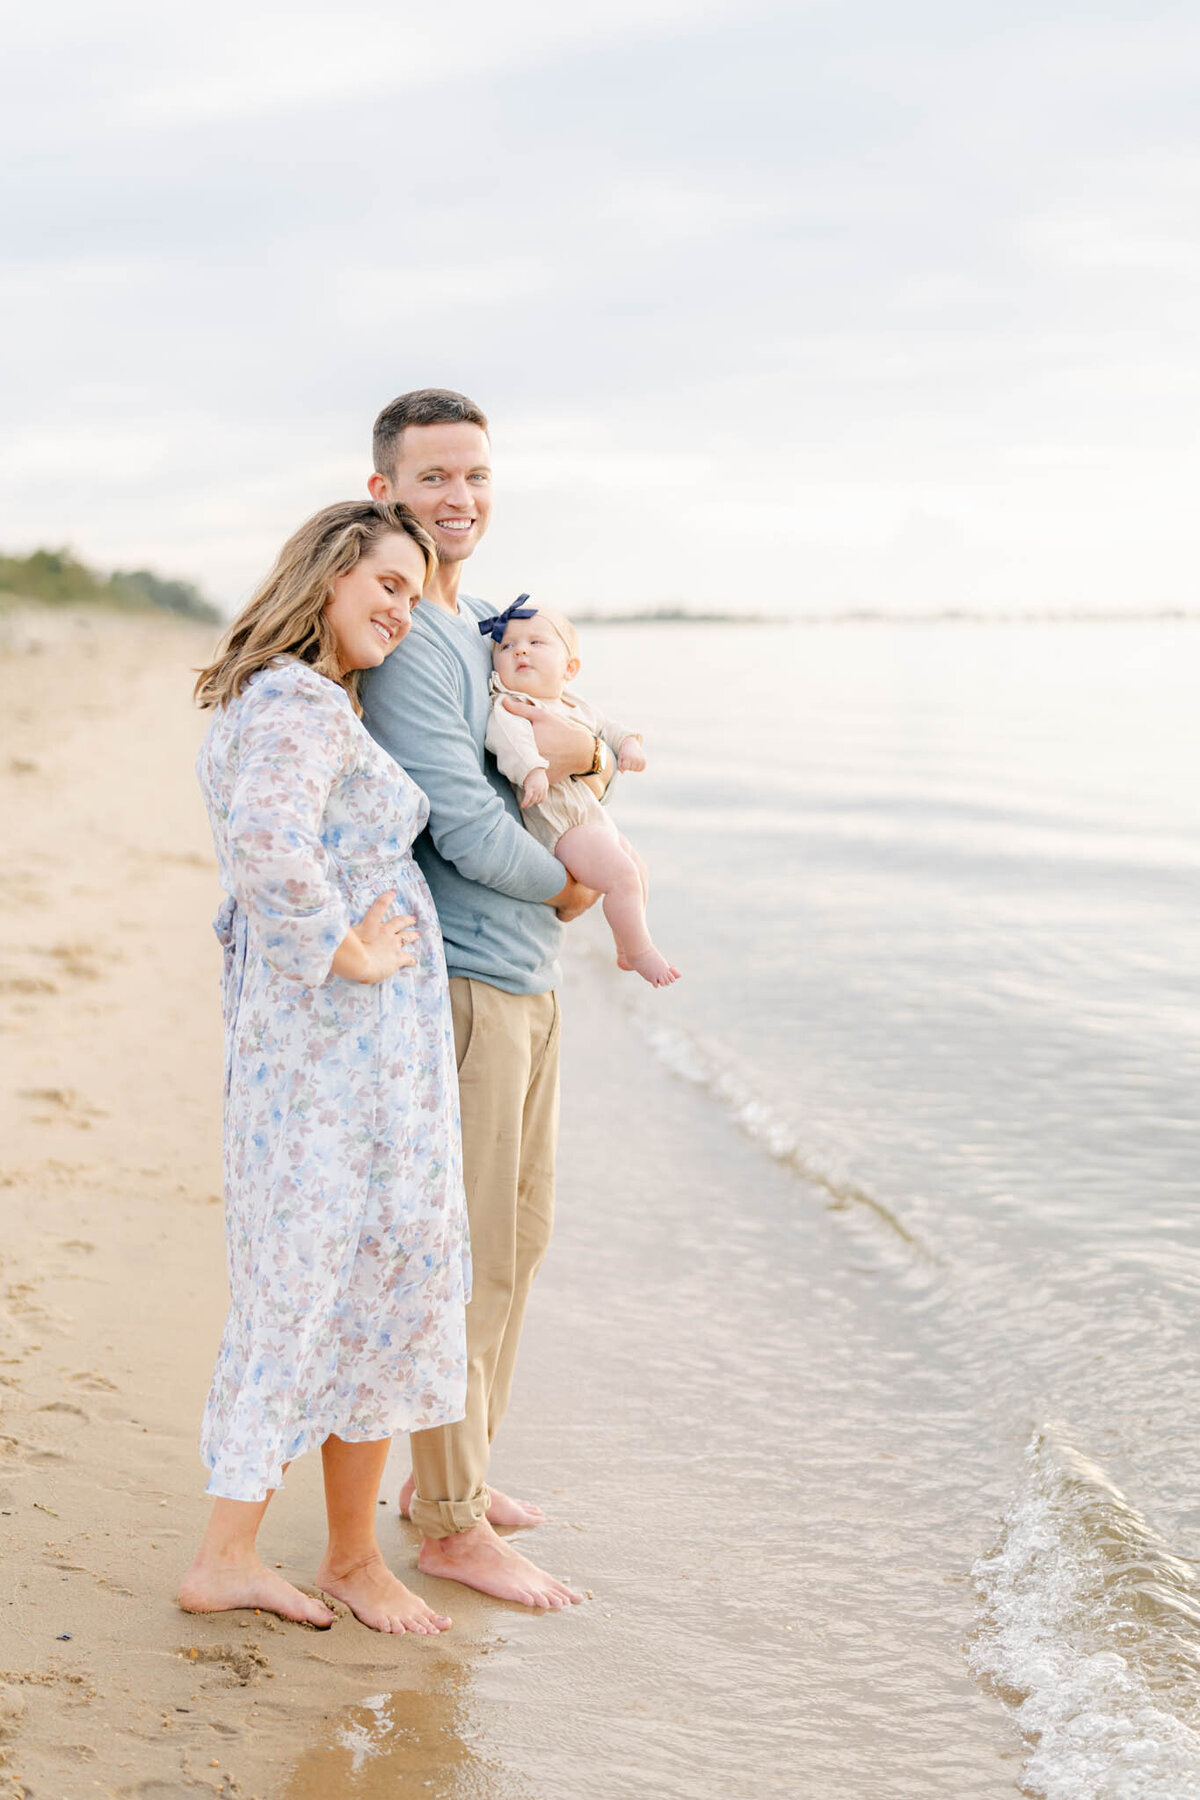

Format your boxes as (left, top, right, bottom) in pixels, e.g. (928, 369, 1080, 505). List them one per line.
(361, 389, 611, 1609)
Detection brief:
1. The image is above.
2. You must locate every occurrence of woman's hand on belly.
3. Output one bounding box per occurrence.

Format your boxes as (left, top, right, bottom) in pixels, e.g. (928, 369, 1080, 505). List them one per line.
(331, 893, 419, 984)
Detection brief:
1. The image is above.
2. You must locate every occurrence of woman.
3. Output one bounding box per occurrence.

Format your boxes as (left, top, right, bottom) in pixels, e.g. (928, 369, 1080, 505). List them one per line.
(179, 500, 469, 1635)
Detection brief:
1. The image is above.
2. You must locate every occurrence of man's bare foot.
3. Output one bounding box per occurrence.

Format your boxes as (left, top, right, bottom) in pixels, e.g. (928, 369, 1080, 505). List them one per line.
(315, 1550, 451, 1635)
(419, 1520, 581, 1609)
(179, 1556, 333, 1628)
(617, 947, 681, 987)
(397, 1473, 546, 1531)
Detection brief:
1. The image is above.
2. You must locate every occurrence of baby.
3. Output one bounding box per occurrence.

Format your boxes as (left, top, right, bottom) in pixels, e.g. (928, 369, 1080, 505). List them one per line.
(481, 597, 680, 989)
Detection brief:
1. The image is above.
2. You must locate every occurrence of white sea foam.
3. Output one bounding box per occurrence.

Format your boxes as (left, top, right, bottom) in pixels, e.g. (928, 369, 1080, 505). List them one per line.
(972, 1432, 1200, 1800)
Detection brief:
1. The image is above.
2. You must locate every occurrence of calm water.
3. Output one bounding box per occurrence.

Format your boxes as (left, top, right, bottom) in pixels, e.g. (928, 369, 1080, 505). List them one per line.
(293, 619, 1199, 1800)
(576, 618, 1200, 1799)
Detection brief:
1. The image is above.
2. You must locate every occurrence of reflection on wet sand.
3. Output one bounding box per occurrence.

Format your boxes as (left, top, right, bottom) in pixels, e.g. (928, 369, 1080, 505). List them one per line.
(284, 1659, 527, 1800)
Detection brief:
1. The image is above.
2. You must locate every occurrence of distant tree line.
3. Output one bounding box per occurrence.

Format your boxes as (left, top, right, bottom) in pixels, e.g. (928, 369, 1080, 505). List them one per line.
(0, 547, 220, 623)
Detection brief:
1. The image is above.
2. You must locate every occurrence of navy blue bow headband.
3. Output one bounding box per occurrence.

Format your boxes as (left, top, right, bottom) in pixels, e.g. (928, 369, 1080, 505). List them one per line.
(477, 594, 536, 644)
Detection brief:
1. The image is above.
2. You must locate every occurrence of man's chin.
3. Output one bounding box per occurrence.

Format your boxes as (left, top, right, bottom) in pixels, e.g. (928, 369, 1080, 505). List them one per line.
(432, 528, 477, 561)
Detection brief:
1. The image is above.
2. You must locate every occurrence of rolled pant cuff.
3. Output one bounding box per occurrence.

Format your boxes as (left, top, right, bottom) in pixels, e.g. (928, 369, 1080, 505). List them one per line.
(408, 1486, 490, 1539)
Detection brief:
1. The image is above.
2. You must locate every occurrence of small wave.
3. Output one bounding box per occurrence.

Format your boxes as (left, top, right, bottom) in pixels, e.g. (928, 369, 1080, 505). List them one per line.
(972, 1429, 1200, 1799)
(635, 1012, 937, 1267)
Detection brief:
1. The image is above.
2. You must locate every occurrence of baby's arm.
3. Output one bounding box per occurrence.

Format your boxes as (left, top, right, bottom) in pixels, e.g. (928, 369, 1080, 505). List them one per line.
(589, 706, 645, 773)
(485, 698, 551, 808)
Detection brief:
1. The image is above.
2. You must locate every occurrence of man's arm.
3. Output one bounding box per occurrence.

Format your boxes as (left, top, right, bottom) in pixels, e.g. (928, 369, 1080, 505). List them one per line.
(363, 635, 567, 904)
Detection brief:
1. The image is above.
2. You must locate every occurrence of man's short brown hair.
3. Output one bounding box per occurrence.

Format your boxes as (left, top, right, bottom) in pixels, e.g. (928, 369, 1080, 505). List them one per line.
(372, 388, 489, 477)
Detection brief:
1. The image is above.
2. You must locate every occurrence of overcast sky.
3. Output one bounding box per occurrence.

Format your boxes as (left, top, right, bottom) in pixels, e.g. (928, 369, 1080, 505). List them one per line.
(2, 1, 1198, 614)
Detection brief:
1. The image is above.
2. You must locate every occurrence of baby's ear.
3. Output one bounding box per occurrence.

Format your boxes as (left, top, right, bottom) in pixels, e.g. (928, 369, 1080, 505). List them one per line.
(564, 656, 581, 682)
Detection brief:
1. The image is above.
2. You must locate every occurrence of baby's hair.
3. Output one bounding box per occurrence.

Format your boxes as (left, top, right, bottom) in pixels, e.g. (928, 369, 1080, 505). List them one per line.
(523, 607, 580, 661)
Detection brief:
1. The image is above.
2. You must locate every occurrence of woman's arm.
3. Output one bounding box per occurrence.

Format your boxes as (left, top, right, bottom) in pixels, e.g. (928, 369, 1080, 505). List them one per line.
(226, 674, 357, 985)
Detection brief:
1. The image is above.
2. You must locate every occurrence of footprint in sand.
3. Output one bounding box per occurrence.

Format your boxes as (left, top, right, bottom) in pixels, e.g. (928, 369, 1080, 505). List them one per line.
(70, 1371, 118, 1393)
(180, 1643, 269, 1686)
(18, 1088, 109, 1129)
(47, 943, 105, 981)
(0, 1682, 27, 1758)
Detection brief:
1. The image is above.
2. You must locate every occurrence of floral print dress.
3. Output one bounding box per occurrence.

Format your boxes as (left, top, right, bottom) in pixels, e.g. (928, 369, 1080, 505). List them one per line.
(195, 659, 470, 1503)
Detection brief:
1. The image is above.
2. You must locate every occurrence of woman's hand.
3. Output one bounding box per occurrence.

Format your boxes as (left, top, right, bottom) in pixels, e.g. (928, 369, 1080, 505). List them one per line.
(331, 892, 418, 984)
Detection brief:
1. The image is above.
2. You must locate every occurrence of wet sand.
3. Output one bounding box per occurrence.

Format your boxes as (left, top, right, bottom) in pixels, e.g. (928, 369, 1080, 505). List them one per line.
(0, 608, 1021, 1798)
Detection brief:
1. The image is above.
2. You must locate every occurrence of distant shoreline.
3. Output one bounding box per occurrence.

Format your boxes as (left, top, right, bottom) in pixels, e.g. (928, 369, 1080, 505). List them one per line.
(573, 607, 1200, 627)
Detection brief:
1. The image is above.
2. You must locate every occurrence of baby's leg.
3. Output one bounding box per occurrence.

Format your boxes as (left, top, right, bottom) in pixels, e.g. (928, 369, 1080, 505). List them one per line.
(555, 824, 680, 988)
(618, 833, 649, 905)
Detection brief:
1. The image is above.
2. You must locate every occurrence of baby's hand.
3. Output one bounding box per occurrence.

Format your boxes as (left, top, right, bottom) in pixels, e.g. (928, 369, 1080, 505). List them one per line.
(617, 736, 646, 773)
(521, 767, 550, 809)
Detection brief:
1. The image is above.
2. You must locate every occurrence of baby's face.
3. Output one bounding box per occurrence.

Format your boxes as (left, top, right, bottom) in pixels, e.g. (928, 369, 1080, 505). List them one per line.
(493, 618, 577, 699)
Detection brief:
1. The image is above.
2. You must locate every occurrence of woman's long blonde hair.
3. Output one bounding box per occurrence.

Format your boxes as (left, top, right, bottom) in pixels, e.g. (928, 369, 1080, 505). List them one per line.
(194, 500, 436, 713)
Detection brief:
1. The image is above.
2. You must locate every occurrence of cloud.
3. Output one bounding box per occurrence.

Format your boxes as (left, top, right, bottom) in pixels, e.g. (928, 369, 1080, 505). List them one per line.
(2, 1, 1199, 613)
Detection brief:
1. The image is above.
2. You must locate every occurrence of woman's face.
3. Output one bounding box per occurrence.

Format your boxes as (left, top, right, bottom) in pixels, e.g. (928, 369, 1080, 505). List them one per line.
(323, 533, 426, 673)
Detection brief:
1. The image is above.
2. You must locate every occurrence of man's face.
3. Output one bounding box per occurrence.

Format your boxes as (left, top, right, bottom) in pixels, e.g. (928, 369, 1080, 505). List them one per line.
(376, 422, 493, 566)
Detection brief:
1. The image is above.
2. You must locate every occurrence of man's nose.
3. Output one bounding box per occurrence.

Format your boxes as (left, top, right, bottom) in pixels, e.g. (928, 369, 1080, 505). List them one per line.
(445, 476, 472, 509)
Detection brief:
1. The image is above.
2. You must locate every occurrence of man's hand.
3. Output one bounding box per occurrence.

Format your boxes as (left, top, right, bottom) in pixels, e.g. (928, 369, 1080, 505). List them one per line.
(501, 695, 601, 788)
(521, 766, 550, 810)
(546, 874, 601, 921)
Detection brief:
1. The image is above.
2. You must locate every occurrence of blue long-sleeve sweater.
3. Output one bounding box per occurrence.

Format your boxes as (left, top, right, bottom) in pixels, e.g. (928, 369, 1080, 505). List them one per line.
(360, 593, 565, 995)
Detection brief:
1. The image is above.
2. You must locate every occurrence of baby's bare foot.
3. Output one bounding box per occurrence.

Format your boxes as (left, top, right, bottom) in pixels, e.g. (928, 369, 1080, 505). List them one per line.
(179, 1556, 333, 1628)
(398, 1474, 546, 1531)
(617, 948, 681, 988)
(316, 1551, 451, 1635)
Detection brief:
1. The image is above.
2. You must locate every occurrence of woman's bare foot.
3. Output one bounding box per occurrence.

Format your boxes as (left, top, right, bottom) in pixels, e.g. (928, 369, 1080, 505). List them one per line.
(316, 1551, 452, 1635)
(617, 947, 681, 987)
(418, 1520, 582, 1609)
(179, 1556, 333, 1628)
(397, 1474, 546, 1531)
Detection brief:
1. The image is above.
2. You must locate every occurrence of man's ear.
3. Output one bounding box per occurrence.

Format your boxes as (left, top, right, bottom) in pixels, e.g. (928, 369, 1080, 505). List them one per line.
(367, 471, 390, 501)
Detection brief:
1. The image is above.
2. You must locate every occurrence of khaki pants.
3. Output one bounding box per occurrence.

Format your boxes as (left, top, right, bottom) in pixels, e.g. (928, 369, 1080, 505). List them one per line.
(408, 976, 560, 1538)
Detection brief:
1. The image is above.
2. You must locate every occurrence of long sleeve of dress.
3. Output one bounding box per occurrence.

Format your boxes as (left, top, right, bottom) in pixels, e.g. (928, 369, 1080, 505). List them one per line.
(485, 695, 549, 787)
(226, 669, 355, 986)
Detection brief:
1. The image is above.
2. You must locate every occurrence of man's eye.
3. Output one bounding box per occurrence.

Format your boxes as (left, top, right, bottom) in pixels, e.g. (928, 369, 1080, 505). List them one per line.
(468, 473, 490, 483)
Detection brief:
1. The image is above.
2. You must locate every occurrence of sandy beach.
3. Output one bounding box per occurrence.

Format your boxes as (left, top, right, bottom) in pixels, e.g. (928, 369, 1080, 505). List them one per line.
(0, 606, 1033, 1800)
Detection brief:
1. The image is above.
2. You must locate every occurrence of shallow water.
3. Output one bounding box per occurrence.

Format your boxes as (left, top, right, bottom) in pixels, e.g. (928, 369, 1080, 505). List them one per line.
(289, 619, 1200, 1799)
(589, 618, 1200, 1798)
